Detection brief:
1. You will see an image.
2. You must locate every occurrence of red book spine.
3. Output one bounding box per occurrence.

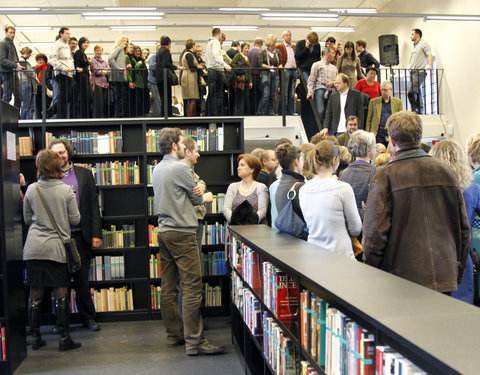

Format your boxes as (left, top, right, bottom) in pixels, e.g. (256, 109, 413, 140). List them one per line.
(275, 272, 299, 320)
(1, 327, 6, 360)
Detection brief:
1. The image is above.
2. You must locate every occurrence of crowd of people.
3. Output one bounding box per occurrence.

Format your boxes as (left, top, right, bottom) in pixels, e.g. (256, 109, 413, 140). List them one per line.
(1, 25, 433, 123)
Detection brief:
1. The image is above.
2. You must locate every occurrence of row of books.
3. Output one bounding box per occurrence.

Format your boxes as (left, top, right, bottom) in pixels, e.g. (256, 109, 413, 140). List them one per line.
(146, 125, 225, 153)
(150, 285, 161, 310)
(149, 253, 162, 279)
(1, 326, 5, 361)
(89, 256, 125, 281)
(19, 136, 33, 156)
(77, 161, 140, 185)
(263, 262, 298, 320)
(203, 283, 222, 307)
(148, 225, 160, 247)
(201, 223, 226, 245)
(91, 287, 134, 312)
(228, 235, 243, 273)
(201, 251, 227, 276)
(46, 130, 123, 154)
(205, 194, 225, 214)
(102, 225, 136, 248)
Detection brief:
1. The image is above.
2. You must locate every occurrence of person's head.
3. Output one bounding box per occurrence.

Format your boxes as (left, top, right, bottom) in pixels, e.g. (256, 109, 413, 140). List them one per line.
(325, 36, 336, 49)
(185, 38, 196, 51)
(375, 143, 387, 159)
(231, 40, 240, 50)
(348, 130, 376, 159)
(260, 149, 278, 173)
(160, 36, 171, 48)
(336, 43, 343, 54)
(237, 154, 262, 180)
(254, 37, 263, 47)
(195, 45, 203, 58)
(251, 148, 264, 161)
(212, 27, 221, 38)
(466, 132, 480, 168)
(265, 34, 277, 50)
(67, 37, 77, 52)
(323, 47, 335, 63)
(182, 137, 200, 166)
(299, 143, 315, 179)
(410, 28, 422, 42)
(306, 31, 319, 45)
(306, 140, 340, 176)
(241, 42, 250, 55)
(275, 138, 293, 148)
(35, 149, 63, 180)
(346, 116, 359, 134)
(334, 73, 349, 93)
(115, 35, 129, 50)
(20, 46, 32, 58)
(430, 140, 473, 191)
(365, 66, 377, 81)
(220, 33, 226, 45)
(380, 80, 393, 101)
(282, 30, 292, 44)
(276, 143, 303, 174)
(355, 39, 366, 53)
(375, 152, 390, 166)
(386, 111, 422, 152)
(310, 132, 328, 145)
(343, 41, 355, 59)
(133, 45, 142, 59)
(338, 146, 352, 166)
(127, 43, 134, 54)
(142, 48, 150, 60)
(35, 53, 48, 64)
(4, 26, 15, 40)
(78, 37, 89, 52)
(59, 27, 71, 43)
(94, 45, 103, 58)
(48, 139, 74, 170)
(158, 127, 184, 158)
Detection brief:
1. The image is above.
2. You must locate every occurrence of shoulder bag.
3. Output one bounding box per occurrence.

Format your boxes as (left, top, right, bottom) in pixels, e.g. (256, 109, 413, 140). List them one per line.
(275, 182, 308, 240)
(36, 185, 81, 274)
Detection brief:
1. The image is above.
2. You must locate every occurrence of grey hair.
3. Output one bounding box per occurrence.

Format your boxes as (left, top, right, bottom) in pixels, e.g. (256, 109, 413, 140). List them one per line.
(348, 130, 376, 158)
(381, 80, 392, 89)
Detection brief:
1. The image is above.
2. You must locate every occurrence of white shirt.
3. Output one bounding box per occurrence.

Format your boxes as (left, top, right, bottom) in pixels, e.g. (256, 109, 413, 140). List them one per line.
(49, 39, 74, 77)
(284, 41, 296, 69)
(338, 89, 349, 133)
(205, 37, 227, 70)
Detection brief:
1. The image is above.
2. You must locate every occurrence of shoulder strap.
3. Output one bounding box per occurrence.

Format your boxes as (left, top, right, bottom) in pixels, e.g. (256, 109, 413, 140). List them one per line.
(36, 184, 64, 241)
(287, 182, 302, 201)
(368, 165, 377, 187)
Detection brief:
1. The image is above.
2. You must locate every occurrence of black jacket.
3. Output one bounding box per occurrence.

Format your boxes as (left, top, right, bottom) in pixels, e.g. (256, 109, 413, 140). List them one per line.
(156, 46, 176, 84)
(324, 89, 364, 134)
(0, 37, 19, 72)
(294, 39, 321, 73)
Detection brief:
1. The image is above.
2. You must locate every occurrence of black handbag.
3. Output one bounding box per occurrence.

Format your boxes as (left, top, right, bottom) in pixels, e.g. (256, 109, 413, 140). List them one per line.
(275, 182, 308, 240)
(167, 70, 179, 86)
(36, 185, 81, 274)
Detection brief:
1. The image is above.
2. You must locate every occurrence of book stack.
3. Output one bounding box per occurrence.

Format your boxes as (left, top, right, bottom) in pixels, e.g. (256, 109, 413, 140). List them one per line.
(202, 222, 226, 245)
(263, 312, 296, 375)
(201, 251, 227, 276)
(150, 285, 161, 310)
(101, 225, 135, 248)
(89, 255, 125, 281)
(146, 125, 224, 152)
(1, 326, 5, 360)
(19, 136, 33, 156)
(91, 287, 134, 312)
(262, 262, 298, 320)
(147, 160, 160, 184)
(149, 253, 162, 279)
(76, 161, 140, 185)
(148, 225, 160, 247)
(203, 283, 222, 307)
(46, 130, 122, 154)
(204, 193, 225, 214)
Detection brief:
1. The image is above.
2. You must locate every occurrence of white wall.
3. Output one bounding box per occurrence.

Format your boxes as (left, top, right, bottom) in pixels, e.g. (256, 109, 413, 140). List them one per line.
(339, 0, 480, 145)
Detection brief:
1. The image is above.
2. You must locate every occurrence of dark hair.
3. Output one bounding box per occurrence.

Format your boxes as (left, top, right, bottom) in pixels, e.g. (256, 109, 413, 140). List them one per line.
(59, 27, 70, 37)
(212, 28, 221, 37)
(69, 37, 77, 43)
(343, 41, 356, 59)
(238, 154, 262, 180)
(158, 128, 181, 156)
(36, 150, 63, 179)
(160, 36, 171, 46)
(306, 140, 339, 175)
(78, 37, 89, 50)
(306, 31, 319, 45)
(182, 137, 197, 152)
(356, 39, 366, 48)
(365, 66, 378, 75)
(276, 143, 300, 171)
(412, 28, 422, 38)
(231, 40, 240, 47)
(48, 139, 74, 160)
(35, 53, 48, 63)
(386, 111, 423, 150)
(240, 42, 250, 51)
(346, 115, 359, 125)
(185, 39, 195, 50)
(20, 46, 32, 55)
(4, 26, 15, 33)
(326, 36, 336, 44)
(275, 138, 293, 148)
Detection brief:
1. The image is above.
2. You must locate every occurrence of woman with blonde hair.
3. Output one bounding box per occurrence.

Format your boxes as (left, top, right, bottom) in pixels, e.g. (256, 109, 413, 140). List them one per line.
(431, 139, 480, 304)
(256, 34, 282, 115)
(299, 140, 362, 258)
(108, 35, 129, 117)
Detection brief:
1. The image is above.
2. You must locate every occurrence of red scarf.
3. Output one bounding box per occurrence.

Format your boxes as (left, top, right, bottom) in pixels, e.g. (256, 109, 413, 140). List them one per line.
(36, 63, 48, 83)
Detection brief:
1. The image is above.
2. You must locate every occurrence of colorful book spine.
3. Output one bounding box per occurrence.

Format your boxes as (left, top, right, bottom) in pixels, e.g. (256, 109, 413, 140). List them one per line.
(149, 253, 162, 279)
(101, 225, 135, 248)
(150, 285, 161, 310)
(89, 255, 125, 281)
(91, 287, 134, 312)
(1, 326, 6, 361)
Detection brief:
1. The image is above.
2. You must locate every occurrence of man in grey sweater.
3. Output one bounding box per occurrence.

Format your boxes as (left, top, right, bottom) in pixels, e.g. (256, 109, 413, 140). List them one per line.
(152, 127, 225, 356)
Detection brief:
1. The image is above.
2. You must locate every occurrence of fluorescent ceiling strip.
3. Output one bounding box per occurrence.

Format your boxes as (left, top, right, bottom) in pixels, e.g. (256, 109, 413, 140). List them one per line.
(213, 26, 258, 30)
(425, 15, 480, 21)
(0, 7, 40, 11)
(16, 27, 52, 31)
(104, 7, 157, 11)
(110, 26, 157, 30)
(329, 8, 377, 14)
(311, 27, 354, 32)
(219, 8, 270, 11)
(261, 12, 338, 18)
(262, 17, 338, 22)
(83, 11, 164, 16)
(83, 16, 163, 20)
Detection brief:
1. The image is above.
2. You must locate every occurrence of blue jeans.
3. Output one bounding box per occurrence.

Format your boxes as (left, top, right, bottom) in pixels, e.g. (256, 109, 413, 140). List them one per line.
(313, 87, 327, 122)
(0, 71, 22, 108)
(279, 69, 298, 115)
(20, 80, 35, 119)
(257, 72, 279, 115)
(408, 70, 427, 114)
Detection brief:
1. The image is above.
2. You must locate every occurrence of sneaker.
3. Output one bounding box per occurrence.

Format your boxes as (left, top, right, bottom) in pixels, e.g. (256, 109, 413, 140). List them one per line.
(186, 343, 226, 356)
(82, 319, 101, 332)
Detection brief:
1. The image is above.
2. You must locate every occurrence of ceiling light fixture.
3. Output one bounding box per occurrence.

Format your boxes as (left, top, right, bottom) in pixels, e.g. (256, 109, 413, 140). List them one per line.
(329, 8, 377, 14)
(83, 16, 164, 20)
(219, 8, 270, 12)
(109, 26, 157, 31)
(262, 17, 339, 22)
(104, 7, 157, 11)
(311, 26, 355, 32)
(424, 15, 480, 22)
(261, 12, 338, 18)
(83, 11, 164, 16)
(0, 7, 40, 11)
(213, 26, 258, 31)
(15, 27, 53, 31)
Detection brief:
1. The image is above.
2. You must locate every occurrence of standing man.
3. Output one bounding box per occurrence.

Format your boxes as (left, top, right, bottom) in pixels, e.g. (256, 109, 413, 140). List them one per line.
(257, 149, 279, 188)
(68, 37, 78, 118)
(247, 37, 263, 115)
(0, 26, 23, 108)
(205, 28, 231, 116)
(152, 128, 225, 356)
(363, 111, 470, 294)
(148, 44, 161, 116)
(337, 115, 359, 147)
(366, 80, 403, 146)
(156, 36, 182, 117)
(407, 29, 433, 114)
(355, 39, 380, 72)
(49, 27, 74, 119)
(226, 40, 240, 60)
(49, 139, 102, 332)
(276, 30, 297, 115)
(323, 74, 364, 136)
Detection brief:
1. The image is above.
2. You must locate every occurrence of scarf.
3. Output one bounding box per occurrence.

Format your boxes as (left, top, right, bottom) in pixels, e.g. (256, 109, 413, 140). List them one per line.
(36, 63, 48, 83)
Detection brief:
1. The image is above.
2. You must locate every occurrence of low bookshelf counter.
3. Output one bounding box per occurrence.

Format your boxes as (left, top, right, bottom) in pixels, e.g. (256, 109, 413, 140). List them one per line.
(228, 225, 480, 375)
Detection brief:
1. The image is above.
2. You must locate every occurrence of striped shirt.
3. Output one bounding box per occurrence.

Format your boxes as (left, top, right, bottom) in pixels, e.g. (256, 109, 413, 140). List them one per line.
(307, 59, 338, 94)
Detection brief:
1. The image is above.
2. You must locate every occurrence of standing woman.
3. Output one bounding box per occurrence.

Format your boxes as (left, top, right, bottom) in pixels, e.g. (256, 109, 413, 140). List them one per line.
(74, 37, 93, 118)
(256, 34, 282, 115)
(19, 47, 39, 119)
(431, 140, 480, 304)
(223, 154, 269, 224)
(231, 42, 253, 116)
(108, 35, 129, 118)
(181, 39, 201, 117)
(131, 45, 149, 116)
(89, 45, 110, 118)
(299, 140, 362, 258)
(354, 66, 381, 99)
(34, 53, 53, 119)
(337, 41, 364, 89)
(23, 150, 81, 351)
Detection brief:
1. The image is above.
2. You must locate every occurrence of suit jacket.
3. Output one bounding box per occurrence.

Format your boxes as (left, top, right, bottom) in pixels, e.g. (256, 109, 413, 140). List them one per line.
(156, 46, 176, 84)
(275, 42, 295, 66)
(74, 165, 102, 245)
(0, 37, 19, 72)
(324, 89, 364, 135)
(366, 96, 403, 135)
(294, 39, 321, 73)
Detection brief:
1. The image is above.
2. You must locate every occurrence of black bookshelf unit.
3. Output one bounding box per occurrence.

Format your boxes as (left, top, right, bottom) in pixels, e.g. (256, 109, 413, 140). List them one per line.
(228, 224, 480, 375)
(0, 102, 27, 375)
(19, 117, 243, 322)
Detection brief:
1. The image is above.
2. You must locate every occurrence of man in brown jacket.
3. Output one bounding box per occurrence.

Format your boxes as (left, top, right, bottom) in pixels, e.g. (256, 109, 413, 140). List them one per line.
(363, 111, 470, 294)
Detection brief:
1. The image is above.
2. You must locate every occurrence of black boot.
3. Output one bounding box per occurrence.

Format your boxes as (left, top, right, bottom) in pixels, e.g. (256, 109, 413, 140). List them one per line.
(28, 298, 46, 350)
(56, 297, 81, 351)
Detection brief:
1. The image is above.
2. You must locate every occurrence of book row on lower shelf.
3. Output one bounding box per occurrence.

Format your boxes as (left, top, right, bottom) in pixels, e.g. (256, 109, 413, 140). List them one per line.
(148, 223, 226, 247)
(46, 130, 123, 154)
(1, 326, 5, 361)
(101, 225, 135, 249)
(70, 287, 134, 313)
(77, 161, 140, 185)
(147, 194, 225, 216)
(149, 251, 227, 278)
(150, 283, 223, 311)
(89, 256, 125, 281)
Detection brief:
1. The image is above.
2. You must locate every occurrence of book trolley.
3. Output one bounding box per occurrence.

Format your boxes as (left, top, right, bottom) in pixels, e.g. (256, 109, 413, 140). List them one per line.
(228, 224, 480, 375)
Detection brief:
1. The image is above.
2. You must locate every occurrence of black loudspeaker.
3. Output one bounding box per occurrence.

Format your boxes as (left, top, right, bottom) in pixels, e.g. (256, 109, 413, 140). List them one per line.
(378, 34, 399, 66)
